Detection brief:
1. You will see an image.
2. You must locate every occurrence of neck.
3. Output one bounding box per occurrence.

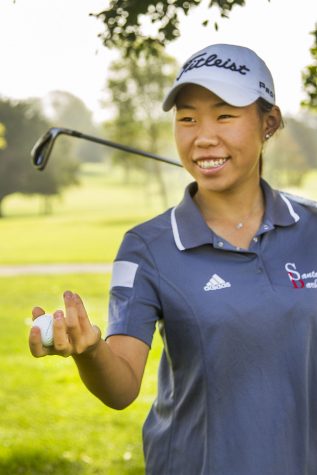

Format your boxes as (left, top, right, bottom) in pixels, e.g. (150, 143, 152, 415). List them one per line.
(194, 179, 264, 228)
(193, 180, 265, 250)
(193, 179, 265, 250)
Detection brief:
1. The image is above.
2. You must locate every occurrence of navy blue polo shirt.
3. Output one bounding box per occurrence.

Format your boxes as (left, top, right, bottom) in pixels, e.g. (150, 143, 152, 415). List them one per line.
(107, 180, 317, 475)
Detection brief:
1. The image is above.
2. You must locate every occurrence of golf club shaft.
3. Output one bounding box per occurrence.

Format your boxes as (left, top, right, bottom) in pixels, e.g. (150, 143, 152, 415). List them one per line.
(72, 129, 182, 167)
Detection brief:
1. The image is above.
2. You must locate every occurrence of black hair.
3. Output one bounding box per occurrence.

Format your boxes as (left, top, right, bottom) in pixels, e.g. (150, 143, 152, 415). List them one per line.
(255, 98, 284, 175)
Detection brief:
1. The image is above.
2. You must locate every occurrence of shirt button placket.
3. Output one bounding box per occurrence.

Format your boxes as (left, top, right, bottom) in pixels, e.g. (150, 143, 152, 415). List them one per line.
(251, 236, 263, 273)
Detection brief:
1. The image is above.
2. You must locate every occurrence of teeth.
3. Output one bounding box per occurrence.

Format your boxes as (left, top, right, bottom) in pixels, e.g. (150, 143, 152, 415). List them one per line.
(197, 158, 227, 169)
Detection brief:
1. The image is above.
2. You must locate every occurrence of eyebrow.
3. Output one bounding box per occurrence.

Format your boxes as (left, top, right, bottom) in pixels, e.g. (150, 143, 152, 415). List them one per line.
(175, 101, 232, 111)
(175, 104, 195, 111)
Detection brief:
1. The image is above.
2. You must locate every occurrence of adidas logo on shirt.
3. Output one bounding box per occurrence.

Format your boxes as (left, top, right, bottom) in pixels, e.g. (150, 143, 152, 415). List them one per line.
(204, 274, 231, 291)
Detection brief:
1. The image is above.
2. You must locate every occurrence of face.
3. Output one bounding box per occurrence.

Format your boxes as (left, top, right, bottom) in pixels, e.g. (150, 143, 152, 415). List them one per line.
(174, 84, 274, 196)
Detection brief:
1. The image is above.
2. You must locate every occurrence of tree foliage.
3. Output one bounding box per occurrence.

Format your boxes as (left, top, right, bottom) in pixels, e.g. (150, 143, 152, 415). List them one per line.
(264, 114, 317, 188)
(93, 0, 249, 57)
(0, 98, 79, 217)
(42, 91, 105, 162)
(104, 43, 177, 151)
(104, 44, 178, 205)
(301, 25, 317, 111)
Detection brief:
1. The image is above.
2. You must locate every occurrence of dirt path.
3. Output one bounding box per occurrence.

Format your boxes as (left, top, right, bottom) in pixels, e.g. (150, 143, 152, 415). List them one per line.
(0, 263, 113, 276)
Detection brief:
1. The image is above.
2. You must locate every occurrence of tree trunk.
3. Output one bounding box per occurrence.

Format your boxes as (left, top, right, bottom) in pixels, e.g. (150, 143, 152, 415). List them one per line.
(149, 127, 169, 210)
(41, 196, 53, 215)
(152, 161, 169, 210)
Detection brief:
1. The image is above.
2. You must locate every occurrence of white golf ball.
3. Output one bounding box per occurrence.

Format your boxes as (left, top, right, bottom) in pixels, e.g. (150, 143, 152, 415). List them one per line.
(32, 314, 54, 347)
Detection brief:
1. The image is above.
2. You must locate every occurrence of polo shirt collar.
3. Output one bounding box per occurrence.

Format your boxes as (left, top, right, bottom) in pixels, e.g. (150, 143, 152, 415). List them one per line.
(261, 179, 300, 227)
(171, 179, 300, 251)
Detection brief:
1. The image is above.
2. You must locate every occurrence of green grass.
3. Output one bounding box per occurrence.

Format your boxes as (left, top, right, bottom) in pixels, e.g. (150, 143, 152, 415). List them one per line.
(0, 164, 188, 264)
(0, 273, 162, 474)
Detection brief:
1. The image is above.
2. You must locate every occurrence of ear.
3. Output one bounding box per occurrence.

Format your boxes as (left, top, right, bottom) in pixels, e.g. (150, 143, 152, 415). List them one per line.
(263, 106, 282, 140)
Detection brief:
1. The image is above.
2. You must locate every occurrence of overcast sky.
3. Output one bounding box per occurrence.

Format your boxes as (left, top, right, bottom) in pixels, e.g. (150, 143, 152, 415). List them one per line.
(0, 0, 316, 122)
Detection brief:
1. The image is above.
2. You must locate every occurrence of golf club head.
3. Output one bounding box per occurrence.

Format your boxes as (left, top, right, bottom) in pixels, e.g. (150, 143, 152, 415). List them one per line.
(31, 127, 62, 170)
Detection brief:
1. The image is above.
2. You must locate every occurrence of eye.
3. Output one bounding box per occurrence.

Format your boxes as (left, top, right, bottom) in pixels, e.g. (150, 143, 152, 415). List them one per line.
(218, 114, 234, 120)
(177, 116, 196, 123)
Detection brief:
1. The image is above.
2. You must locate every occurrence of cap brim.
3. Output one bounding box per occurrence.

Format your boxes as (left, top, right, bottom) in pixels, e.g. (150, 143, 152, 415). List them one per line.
(162, 80, 259, 111)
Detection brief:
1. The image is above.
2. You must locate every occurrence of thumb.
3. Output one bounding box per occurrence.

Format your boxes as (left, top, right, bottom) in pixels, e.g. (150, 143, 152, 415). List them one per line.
(32, 306, 46, 320)
(86, 325, 102, 354)
(92, 324, 102, 342)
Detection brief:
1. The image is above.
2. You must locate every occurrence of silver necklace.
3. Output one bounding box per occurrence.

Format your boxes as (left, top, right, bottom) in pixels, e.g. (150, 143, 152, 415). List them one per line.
(196, 193, 264, 235)
(232, 202, 264, 231)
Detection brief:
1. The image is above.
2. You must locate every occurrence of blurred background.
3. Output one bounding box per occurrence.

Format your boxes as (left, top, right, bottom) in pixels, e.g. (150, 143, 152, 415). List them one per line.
(0, 0, 316, 473)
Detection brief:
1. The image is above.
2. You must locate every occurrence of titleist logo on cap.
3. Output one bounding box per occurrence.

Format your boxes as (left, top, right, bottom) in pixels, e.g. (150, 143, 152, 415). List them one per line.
(176, 52, 251, 81)
(162, 44, 276, 111)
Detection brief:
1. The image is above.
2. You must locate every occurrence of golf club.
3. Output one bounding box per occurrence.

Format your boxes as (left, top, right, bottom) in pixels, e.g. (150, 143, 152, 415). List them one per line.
(31, 127, 182, 171)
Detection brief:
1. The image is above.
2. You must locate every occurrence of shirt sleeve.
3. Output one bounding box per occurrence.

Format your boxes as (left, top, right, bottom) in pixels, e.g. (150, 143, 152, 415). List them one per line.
(106, 230, 162, 347)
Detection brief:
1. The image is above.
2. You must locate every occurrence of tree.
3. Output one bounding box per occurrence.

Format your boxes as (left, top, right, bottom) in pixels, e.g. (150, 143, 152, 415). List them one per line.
(287, 116, 317, 168)
(0, 100, 46, 217)
(263, 114, 317, 188)
(0, 99, 79, 217)
(0, 123, 7, 150)
(20, 137, 80, 215)
(42, 91, 105, 162)
(301, 25, 317, 111)
(94, 0, 252, 57)
(264, 129, 308, 188)
(104, 44, 178, 206)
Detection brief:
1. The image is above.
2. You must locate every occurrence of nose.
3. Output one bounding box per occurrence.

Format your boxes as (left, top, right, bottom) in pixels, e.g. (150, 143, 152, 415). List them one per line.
(194, 123, 219, 148)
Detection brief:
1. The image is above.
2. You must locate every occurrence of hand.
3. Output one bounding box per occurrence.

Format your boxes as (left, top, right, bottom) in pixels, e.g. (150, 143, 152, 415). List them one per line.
(29, 291, 101, 358)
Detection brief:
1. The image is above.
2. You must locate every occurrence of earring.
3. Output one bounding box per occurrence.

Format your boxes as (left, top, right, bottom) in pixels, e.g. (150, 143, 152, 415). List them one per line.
(265, 132, 271, 140)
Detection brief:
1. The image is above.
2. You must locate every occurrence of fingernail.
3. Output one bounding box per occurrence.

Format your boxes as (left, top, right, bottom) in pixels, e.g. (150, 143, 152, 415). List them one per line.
(63, 291, 72, 300)
(54, 311, 63, 320)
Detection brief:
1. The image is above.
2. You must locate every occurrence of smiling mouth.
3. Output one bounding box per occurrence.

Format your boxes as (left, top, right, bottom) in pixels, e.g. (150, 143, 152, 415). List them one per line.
(195, 158, 228, 169)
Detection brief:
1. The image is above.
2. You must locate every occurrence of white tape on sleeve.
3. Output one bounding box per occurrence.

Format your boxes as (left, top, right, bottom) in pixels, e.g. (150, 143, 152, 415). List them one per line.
(110, 261, 139, 289)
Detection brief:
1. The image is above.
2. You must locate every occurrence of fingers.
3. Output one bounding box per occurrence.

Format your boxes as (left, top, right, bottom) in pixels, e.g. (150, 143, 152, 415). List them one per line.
(72, 292, 92, 333)
(29, 325, 50, 357)
(63, 291, 82, 342)
(73, 293, 102, 351)
(30, 291, 100, 357)
(63, 291, 101, 354)
(30, 307, 49, 356)
(52, 310, 71, 355)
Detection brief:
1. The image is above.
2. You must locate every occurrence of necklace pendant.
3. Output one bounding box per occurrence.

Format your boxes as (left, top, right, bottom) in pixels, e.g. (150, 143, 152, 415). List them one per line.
(236, 222, 244, 230)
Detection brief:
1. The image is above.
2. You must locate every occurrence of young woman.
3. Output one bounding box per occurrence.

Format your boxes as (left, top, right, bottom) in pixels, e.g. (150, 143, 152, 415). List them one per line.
(30, 44, 317, 474)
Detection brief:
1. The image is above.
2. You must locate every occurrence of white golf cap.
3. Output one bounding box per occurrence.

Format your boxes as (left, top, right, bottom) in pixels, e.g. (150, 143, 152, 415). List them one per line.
(162, 43, 275, 111)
